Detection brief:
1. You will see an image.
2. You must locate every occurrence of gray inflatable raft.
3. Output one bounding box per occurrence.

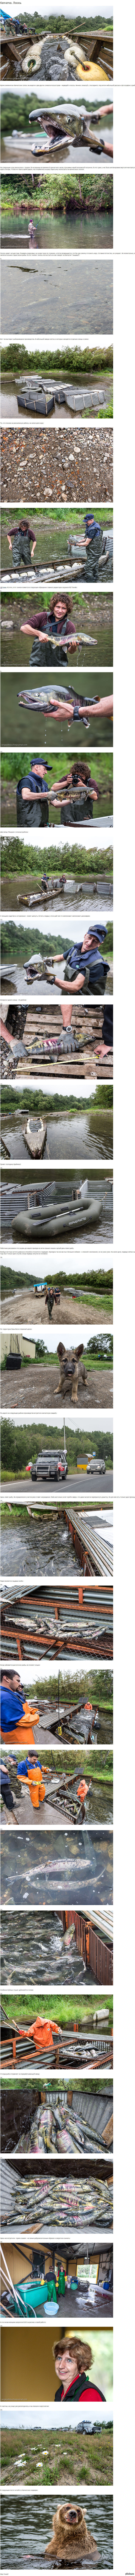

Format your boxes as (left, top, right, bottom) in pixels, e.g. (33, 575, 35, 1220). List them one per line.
(13, 1193, 103, 1241)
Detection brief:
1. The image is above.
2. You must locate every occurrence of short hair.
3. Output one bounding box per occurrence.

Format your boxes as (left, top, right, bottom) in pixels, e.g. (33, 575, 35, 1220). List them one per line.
(53, 2335, 92, 2371)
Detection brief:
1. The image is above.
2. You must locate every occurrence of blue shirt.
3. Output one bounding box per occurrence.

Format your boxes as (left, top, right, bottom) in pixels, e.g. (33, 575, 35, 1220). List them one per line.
(1, 1683, 24, 1734)
(85, 516, 100, 538)
(17, 770, 49, 799)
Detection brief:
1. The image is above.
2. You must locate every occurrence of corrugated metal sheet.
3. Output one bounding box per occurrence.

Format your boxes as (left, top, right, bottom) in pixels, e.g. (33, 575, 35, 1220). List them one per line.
(65, 1509, 113, 1579)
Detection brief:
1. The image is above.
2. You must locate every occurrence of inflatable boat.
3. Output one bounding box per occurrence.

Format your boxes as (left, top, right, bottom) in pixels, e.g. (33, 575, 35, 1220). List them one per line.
(13, 1187, 103, 1242)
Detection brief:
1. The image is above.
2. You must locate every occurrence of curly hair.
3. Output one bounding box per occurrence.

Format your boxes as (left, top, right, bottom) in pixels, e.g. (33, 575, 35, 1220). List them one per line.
(53, 2336, 92, 2371)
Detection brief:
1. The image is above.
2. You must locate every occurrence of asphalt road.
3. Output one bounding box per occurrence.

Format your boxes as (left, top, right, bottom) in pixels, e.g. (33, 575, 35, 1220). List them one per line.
(2, 1470, 113, 1500)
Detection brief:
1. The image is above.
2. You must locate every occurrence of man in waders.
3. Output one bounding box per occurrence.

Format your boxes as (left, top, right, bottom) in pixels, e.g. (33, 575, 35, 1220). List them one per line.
(84, 513, 101, 578)
(16, 757, 51, 828)
(50, 761, 100, 825)
(68, 517, 100, 581)
(7, 521, 37, 574)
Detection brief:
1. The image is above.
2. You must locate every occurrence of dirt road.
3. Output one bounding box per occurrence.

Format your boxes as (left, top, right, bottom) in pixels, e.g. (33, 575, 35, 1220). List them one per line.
(1, 1361, 113, 1409)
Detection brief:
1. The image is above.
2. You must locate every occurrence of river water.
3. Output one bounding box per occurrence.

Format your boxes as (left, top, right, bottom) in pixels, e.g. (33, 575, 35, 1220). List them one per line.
(1, 517, 113, 580)
(1, 211, 113, 252)
(0, 253, 113, 335)
(0, 2493, 113, 2565)
(0, 1826, 113, 1909)
(1, 106, 113, 172)
(0, 1108, 113, 1161)
(0, 1505, 113, 1581)
(0, 1906, 110, 1984)
(0, 598, 113, 669)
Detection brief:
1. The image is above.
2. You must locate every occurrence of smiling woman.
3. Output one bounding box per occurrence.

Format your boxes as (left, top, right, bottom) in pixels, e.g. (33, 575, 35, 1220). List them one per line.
(53, 2334, 105, 2402)
(0, 2319, 113, 2405)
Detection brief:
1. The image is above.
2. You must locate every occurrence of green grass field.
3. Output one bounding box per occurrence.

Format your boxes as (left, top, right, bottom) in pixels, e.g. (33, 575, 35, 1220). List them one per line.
(0, 2423, 113, 2486)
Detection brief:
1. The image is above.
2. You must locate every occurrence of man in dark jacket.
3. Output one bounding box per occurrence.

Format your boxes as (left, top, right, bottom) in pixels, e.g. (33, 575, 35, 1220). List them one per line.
(1, 1760, 14, 1811)
(16, 758, 51, 827)
(53, 927, 107, 993)
(84, 514, 101, 578)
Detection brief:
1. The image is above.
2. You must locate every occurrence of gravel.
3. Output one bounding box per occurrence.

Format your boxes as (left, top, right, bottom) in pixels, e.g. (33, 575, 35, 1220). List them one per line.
(1, 422, 113, 504)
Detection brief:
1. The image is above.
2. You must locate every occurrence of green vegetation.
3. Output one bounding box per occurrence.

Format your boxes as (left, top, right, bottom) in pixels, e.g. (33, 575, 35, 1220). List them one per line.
(1, 1419, 113, 1476)
(1, 14, 113, 42)
(0, 1082, 113, 1113)
(1, 2072, 113, 2103)
(0, 1263, 113, 1310)
(0, 750, 113, 793)
(0, 925, 113, 964)
(0, 2422, 113, 2487)
(1, 340, 113, 380)
(3, 1976, 113, 2023)
(1, 1336, 113, 1373)
(0, 1743, 113, 1798)
(1, 173, 113, 218)
(31, 1668, 113, 1707)
(1, 1663, 112, 1710)
(1, 502, 112, 521)
(0, 835, 113, 885)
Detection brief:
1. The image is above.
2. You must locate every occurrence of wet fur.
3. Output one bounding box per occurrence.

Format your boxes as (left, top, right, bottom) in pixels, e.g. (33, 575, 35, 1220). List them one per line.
(45, 2505, 97, 2560)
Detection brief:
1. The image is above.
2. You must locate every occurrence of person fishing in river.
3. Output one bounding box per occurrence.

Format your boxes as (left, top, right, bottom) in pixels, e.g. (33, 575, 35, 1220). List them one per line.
(49, 760, 100, 825)
(68, 515, 101, 582)
(16, 757, 51, 827)
(7, 520, 37, 574)
(20, 594, 78, 668)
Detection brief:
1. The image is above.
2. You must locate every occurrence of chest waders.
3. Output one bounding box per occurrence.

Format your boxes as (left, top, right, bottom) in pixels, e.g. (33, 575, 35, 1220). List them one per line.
(12, 531, 33, 572)
(16, 788, 49, 828)
(29, 638, 67, 668)
(85, 534, 100, 581)
(60, 795, 93, 824)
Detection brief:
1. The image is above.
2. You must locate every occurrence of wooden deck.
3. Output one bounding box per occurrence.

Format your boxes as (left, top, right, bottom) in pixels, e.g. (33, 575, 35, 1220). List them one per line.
(13, 1003, 113, 1082)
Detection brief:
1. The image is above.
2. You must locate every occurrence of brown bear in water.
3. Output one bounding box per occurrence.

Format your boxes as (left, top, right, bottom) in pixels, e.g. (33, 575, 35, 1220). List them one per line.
(45, 2505, 98, 2562)
(57, 1342, 86, 1403)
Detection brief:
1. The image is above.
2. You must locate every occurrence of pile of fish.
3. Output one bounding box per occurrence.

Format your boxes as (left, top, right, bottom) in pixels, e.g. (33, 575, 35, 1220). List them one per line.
(1, 2164, 113, 2231)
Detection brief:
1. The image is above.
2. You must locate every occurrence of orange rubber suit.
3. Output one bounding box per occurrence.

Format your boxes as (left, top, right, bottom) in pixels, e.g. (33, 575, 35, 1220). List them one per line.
(12, 2017, 59, 2060)
(28, 1763, 46, 1807)
(1, 1702, 40, 1748)
(77, 1778, 88, 1803)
